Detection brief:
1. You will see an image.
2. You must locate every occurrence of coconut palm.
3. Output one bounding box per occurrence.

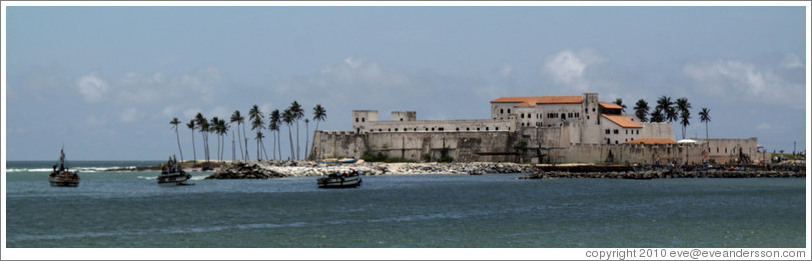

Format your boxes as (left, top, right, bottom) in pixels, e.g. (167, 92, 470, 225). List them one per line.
(186, 120, 197, 163)
(676, 97, 692, 140)
(634, 99, 649, 122)
(283, 108, 296, 161)
(290, 101, 304, 160)
(255, 131, 266, 160)
(210, 117, 221, 161)
(170, 117, 184, 162)
(268, 120, 279, 161)
(650, 108, 664, 123)
(248, 105, 264, 160)
(196, 114, 210, 163)
(656, 96, 677, 123)
(304, 118, 310, 159)
(270, 109, 281, 161)
(230, 110, 245, 160)
(312, 104, 326, 159)
(699, 107, 711, 146)
(613, 98, 627, 114)
(250, 116, 265, 161)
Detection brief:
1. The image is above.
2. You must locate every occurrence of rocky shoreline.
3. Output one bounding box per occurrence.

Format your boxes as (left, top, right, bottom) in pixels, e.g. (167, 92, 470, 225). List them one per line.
(204, 160, 806, 180)
(519, 169, 806, 179)
(205, 161, 536, 179)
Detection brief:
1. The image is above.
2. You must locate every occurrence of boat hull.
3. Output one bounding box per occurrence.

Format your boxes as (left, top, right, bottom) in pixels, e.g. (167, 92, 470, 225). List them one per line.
(157, 173, 193, 187)
(48, 172, 79, 187)
(317, 175, 362, 188)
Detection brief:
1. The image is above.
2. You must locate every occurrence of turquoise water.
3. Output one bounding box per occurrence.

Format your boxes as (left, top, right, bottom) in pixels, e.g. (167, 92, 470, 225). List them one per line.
(4, 161, 806, 248)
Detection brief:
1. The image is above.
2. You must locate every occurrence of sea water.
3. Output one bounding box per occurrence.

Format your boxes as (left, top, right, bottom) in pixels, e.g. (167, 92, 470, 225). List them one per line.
(4, 161, 806, 248)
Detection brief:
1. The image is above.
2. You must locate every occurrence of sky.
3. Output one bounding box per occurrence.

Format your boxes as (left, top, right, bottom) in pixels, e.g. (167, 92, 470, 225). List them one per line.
(3, 3, 809, 161)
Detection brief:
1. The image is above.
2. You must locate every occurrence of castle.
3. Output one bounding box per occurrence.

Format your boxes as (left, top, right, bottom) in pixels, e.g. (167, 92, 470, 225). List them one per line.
(311, 93, 761, 164)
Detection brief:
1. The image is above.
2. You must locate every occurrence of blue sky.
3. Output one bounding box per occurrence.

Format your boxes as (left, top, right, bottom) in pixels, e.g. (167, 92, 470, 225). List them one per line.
(3, 4, 808, 160)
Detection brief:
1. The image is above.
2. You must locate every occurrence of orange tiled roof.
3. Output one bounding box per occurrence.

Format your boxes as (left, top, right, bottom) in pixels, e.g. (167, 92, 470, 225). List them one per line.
(599, 102, 623, 110)
(490, 96, 583, 107)
(602, 114, 643, 128)
(624, 138, 677, 145)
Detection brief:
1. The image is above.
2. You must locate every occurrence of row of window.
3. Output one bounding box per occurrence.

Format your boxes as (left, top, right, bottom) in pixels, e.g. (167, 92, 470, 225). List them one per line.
(605, 129, 641, 135)
(367, 126, 509, 132)
(607, 138, 637, 144)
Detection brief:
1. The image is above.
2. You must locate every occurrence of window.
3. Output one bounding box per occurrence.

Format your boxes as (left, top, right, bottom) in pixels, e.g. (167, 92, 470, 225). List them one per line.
(495, 127, 499, 131)
(379, 129, 382, 132)
(414, 128, 417, 131)
(355, 118, 359, 122)
(438, 127, 444, 131)
(636, 130, 639, 135)
(400, 118, 403, 121)
(466, 128, 470, 131)
(388, 128, 391, 132)
(614, 129, 619, 134)
(456, 128, 460, 131)
(521, 113, 525, 119)
(486, 127, 489, 131)
(431, 128, 435, 131)
(362, 118, 365, 122)
(395, 128, 398, 131)
(605, 129, 610, 134)
(476, 128, 480, 131)
(500, 109, 504, 114)
(625, 130, 628, 134)
(561, 114, 566, 119)
(615, 140, 619, 144)
(592, 108, 596, 112)
(507, 109, 511, 114)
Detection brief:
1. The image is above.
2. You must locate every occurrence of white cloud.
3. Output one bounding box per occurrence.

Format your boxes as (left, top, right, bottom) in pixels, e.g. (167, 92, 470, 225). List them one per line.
(77, 74, 109, 102)
(498, 63, 513, 77)
(119, 108, 139, 123)
(780, 53, 803, 69)
(683, 59, 804, 109)
(543, 49, 607, 91)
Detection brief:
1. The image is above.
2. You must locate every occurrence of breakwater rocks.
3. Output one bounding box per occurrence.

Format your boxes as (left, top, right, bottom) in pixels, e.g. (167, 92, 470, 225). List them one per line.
(520, 170, 806, 179)
(205, 161, 536, 179)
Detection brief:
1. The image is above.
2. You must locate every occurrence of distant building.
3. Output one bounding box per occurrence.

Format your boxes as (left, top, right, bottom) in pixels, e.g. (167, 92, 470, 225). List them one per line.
(314, 93, 759, 164)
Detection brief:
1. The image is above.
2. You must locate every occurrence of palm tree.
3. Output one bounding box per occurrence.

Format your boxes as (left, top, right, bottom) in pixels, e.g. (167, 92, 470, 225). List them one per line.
(290, 101, 304, 160)
(250, 116, 265, 161)
(633, 99, 649, 122)
(312, 104, 326, 159)
(656, 96, 677, 123)
(283, 108, 295, 161)
(304, 118, 310, 160)
(215, 118, 228, 161)
(613, 98, 627, 114)
(186, 120, 197, 163)
(248, 105, 264, 161)
(170, 117, 184, 162)
(676, 97, 692, 140)
(211, 117, 221, 161)
(230, 110, 245, 161)
(270, 109, 282, 161)
(255, 131, 266, 161)
(269, 120, 280, 161)
(196, 115, 210, 163)
(699, 107, 711, 149)
(650, 108, 664, 123)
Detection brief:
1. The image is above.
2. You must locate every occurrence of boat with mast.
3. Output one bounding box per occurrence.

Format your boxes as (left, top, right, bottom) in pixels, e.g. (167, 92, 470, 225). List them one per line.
(48, 147, 80, 187)
(157, 155, 194, 186)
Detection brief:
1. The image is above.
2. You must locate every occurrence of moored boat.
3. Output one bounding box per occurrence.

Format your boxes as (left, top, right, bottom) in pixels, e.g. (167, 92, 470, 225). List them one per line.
(49, 147, 79, 187)
(317, 169, 362, 188)
(157, 155, 194, 187)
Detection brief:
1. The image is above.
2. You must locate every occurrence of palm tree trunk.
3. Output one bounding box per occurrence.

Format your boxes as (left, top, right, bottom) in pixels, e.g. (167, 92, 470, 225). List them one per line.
(175, 129, 184, 162)
(261, 138, 269, 160)
(271, 131, 277, 161)
(232, 132, 236, 161)
(295, 121, 300, 160)
(305, 122, 310, 160)
(242, 125, 249, 161)
(191, 130, 197, 163)
(287, 125, 295, 161)
(256, 137, 260, 161)
(277, 130, 282, 161)
(236, 123, 244, 160)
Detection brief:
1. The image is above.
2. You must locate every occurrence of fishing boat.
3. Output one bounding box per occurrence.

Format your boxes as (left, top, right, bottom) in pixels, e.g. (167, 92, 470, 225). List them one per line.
(157, 155, 194, 187)
(49, 147, 80, 187)
(316, 157, 358, 164)
(468, 170, 484, 175)
(317, 170, 362, 188)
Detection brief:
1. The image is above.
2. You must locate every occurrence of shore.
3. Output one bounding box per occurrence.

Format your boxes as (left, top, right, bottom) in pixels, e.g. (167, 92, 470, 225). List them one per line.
(205, 160, 536, 179)
(203, 160, 806, 180)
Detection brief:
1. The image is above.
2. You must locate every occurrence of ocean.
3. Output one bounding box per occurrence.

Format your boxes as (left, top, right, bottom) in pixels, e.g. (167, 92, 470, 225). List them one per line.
(4, 161, 806, 248)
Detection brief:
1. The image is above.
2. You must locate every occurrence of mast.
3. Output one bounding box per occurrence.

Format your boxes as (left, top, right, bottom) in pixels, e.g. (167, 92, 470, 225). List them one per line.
(59, 147, 66, 171)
